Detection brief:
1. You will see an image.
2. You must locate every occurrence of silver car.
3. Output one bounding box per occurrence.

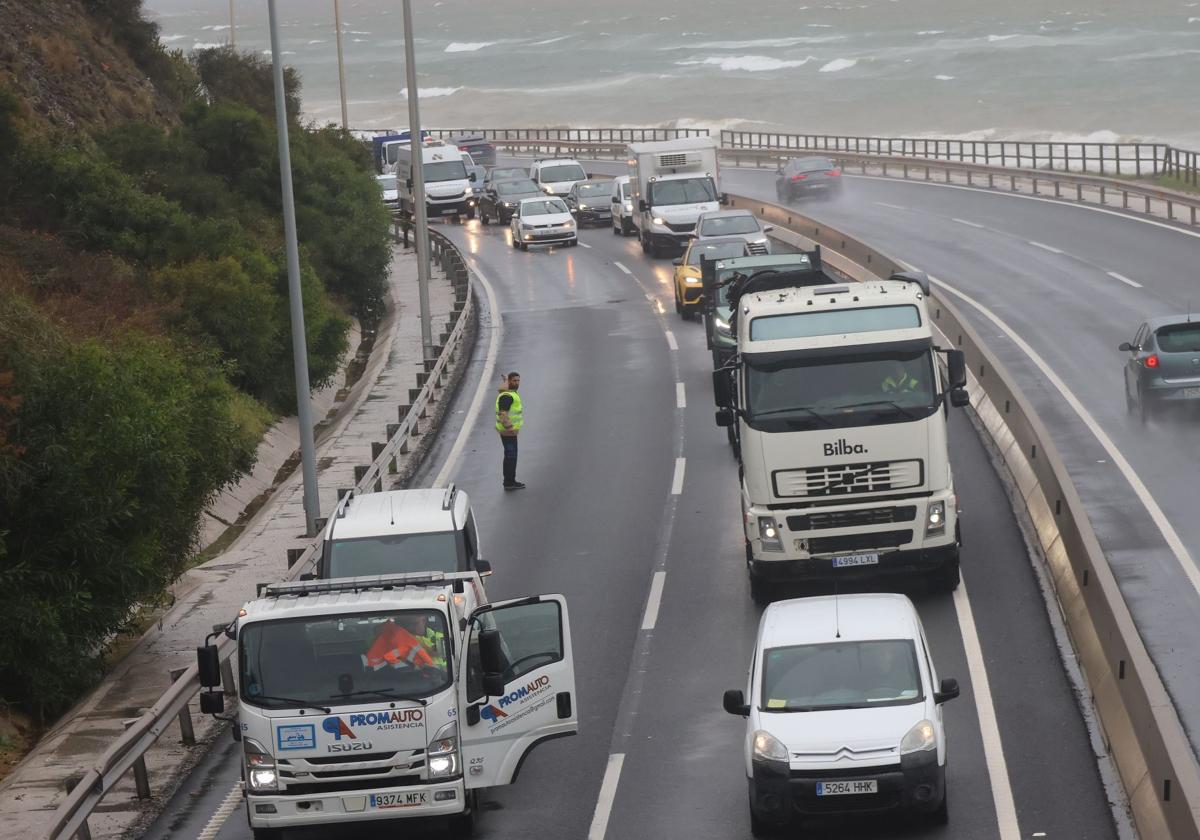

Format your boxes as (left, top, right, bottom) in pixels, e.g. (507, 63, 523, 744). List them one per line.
(693, 209, 774, 255)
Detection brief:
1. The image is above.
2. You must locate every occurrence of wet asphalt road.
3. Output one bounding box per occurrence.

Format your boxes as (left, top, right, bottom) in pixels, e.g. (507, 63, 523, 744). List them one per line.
(143, 200, 1121, 839)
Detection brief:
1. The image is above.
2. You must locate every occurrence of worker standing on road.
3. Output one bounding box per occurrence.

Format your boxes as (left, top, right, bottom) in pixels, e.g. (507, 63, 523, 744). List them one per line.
(495, 371, 525, 490)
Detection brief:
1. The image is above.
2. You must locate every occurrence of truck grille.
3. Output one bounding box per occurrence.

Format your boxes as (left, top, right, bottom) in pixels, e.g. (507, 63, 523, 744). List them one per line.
(747, 242, 770, 255)
(773, 460, 923, 498)
(787, 506, 917, 531)
(664, 221, 695, 233)
(807, 530, 913, 555)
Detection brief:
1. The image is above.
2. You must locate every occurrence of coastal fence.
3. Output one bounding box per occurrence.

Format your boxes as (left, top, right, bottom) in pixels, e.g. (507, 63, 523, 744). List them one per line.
(425, 127, 709, 144)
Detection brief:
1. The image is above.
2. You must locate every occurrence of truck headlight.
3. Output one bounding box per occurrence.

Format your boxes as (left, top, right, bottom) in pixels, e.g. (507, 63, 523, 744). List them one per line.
(427, 722, 460, 779)
(714, 316, 731, 337)
(652, 216, 665, 225)
(900, 719, 936, 755)
(757, 516, 784, 552)
(543, 184, 555, 194)
(244, 738, 278, 793)
(624, 202, 633, 211)
(925, 501, 946, 536)
(752, 729, 789, 770)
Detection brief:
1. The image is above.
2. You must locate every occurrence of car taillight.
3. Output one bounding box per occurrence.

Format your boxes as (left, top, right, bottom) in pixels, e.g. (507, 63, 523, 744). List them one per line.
(458, 146, 469, 151)
(791, 174, 807, 182)
(1145, 354, 1159, 368)
(827, 169, 841, 177)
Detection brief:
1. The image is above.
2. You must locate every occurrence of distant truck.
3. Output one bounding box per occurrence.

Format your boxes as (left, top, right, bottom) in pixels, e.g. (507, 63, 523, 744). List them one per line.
(627, 137, 726, 257)
(372, 130, 432, 174)
(710, 269, 968, 602)
(393, 140, 478, 221)
(195, 572, 578, 838)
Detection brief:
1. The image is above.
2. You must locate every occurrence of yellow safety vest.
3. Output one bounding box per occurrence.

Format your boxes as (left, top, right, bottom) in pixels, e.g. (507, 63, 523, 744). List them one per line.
(882, 372, 918, 393)
(495, 390, 523, 432)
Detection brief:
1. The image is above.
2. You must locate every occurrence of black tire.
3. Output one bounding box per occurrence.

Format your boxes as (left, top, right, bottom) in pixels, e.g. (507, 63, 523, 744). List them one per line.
(511, 235, 519, 249)
(452, 213, 462, 223)
(674, 287, 683, 315)
(569, 237, 579, 247)
(929, 788, 949, 825)
(252, 828, 283, 840)
(466, 207, 476, 221)
(750, 806, 775, 838)
(447, 790, 478, 836)
(519, 242, 529, 252)
(622, 217, 633, 236)
(931, 554, 961, 593)
(480, 210, 489, 225)
(1124, 381, 1135, 414)
(1137, 385, 1150, 424)
(640, 232, 650, 254)
(612, 220, 621, 235)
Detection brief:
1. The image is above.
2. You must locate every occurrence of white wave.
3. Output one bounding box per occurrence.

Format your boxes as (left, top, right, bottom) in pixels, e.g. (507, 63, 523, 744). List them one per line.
(917, 30, 945, 35)
(444, 41, 495, 52)
(260, 49, 296, 55)
(819, 57, 857, 72)
(1104, 47, 1200, 62)
(934, 74, 955, 80)
(191, 42, 225, 50)
(532, 35, 571, 45)
(807, 24, 834, 28)
(201, 24, 230, 31)
(677, 55, 819, 72)
(348, 30, 371, 35)
(353, 38, 368, 43)
(307, 39, 326, 45)
(161, 34, 187, 42)
(986, 34, 1021, 42)
(399, 86, 463, 99)
(668, 117, 773, 132)
(661, 35, 843, 50)
(1189, 17, 1200, 22)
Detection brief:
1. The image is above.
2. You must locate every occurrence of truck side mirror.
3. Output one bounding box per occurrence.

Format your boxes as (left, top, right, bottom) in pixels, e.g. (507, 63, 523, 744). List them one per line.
(1118, 341, 1133, 352)
(719, 193, 730, 206)
(199, 690, 225, 714)
(479, 628, 503, 675)
(197, 645, 222, 688)
(638, 199, 648, 212)
(715, 408, 734, 427)
(475, 559, 493, 577)
(712, 370, 733, 408)
(947, 349, 967, 390)
(934, 677, 960, 704)
(950, 389, 970, 408)
(483, 674, 506, 697)
(469, 171, 477, 182)
(723, 689, 750, 716)
(406, 178, 413, 190)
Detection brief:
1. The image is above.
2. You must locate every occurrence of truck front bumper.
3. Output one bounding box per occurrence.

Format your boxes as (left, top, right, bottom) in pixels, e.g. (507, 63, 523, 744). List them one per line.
(247, 779, 466, 828)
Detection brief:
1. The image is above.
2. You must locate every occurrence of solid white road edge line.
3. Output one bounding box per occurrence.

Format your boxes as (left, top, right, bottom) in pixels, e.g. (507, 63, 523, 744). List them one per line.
(676, 382, 686, 408)
(670, 457, 686, 495)
(952, 217, 986, 229)
(873, 201, 908, 210)
(432, 260, 503, 487)
(926, 272, 1200, 595)
(640, 571, 667, 631)
(587, 753, 626, 840)
(665, 331, 678, 351)
(1028, 240, 1064, 254)
(614, 261, 633, 274)
(196, 781, 243, 840)
(953, 581, 1022, 840)
(1106, 270, 1143, 289)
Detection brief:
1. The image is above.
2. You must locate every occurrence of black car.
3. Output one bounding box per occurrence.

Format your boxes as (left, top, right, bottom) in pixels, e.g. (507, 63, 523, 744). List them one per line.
(450, 134, 497, 167)
(484, 166, 529, 189)
(1120, 315, 1200, 421)
(775, 156, 844, 201)
(479, 178, 543, 225)
(565, 180, 615, 226)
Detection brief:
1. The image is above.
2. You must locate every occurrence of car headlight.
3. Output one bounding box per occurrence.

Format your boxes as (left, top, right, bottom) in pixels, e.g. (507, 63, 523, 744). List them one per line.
(900, 719, 936, 755)
(244, 738, 278, 793)
(752, 730, 789, 766)
(566, 219, 576, 228)
(427, 722, 460, 779)
(714, 316, 731, 337)
(579, 203, 589, 210)
(684, 275, 702, 284)
(926, 501, 946, 536)
(543, 184, 555, 194)
(624, 202, 633, 211)
(652, 216, 665, 225)
(757, 516, 784, 552)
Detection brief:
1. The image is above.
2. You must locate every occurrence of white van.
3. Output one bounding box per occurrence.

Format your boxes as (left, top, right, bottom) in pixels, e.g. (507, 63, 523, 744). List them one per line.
(528, 158, 588, 197)
(610, 174, 635, 236)
(393, 140, 477, 221)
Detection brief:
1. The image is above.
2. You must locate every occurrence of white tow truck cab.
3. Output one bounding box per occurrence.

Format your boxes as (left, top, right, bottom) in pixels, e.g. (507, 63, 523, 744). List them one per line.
(393, 140, 477, 221)
(195, 572, 577, 838)
(711, 271, 969, 603)
(627, 136, 727, 257)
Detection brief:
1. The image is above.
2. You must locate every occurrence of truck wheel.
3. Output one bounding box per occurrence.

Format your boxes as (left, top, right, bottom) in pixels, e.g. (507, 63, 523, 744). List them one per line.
(447, 789, 478, 836)
(613, 220, 621, 235)
(929, 789, 949, 825)
(480, 210, 489, 225)
(252, 828, 283, 840)
(519, 242, 529, 252)
(749, 570, 772, 606)
(640, 232, 650, 254)
(623, 218, 634, 236)
(931, 555, 961, 593)
(466, 207, 476, 221)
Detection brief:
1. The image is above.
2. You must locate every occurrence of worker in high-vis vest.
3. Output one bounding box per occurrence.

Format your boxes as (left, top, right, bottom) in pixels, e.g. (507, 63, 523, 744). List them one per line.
(881, 363, 920, 395)
(495, 371, 525, 490)
(361, 620, 436, 671)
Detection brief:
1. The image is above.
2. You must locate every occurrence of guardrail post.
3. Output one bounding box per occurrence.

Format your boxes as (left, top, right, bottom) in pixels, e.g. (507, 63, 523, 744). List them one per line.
(123, 720, 152, 800)
(221, 657, 237, 698)
(168, 667, 197, 746)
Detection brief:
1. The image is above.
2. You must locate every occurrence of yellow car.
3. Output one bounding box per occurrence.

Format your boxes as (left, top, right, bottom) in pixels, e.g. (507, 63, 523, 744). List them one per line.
(672, 238, 748, 319)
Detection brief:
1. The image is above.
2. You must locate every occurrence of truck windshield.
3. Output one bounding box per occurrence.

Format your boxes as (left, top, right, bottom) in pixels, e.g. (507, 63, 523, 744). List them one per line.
(745, 349, 936, 430)
(424, 160, 468, 182)
(762, 639, 922, 712)
(649, 177, 717, 206)
(240, 609, 452, 709)
(327, 531, 462, 578)
(539, 164, 586, 182)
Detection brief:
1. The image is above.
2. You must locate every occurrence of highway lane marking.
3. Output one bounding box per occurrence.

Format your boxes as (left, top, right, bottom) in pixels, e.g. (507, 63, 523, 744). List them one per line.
(1028, 240, 1064, 254)
(196, 781, 242, 840)
(580, 242, 592, 248)
(432, 261, 503, 487)
(953, 581, 1022, 840)
(873, 201, 908, 210)
(654, 299, 666, 315)
(670, 457, 686, 495)
(614, 261, 633, 274)
(665, 330, 678, 351)
(1107, 270, 1143, 288)
(926, 273, 1200, 596)
(953, 217, 986, 229)
(640, 571, 667, 630)
(587, 752, 626, 840)
(676, 382, 686, 408)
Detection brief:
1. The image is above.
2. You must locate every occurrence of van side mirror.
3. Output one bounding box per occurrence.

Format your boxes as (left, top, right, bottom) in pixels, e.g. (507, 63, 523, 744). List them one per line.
(1118, 342, 1133, 352)
(763, 225, 775, 233)
(479, 628, 503, 674)
(197, 645, 222, 688)
(947, 349, 967, 390)
(723, 689, 750, 716)
(719, 193, 730, 205)
(672, 258, 682, 266)
(712, 370, 733, 408)
(199, 690, 225, 714)
(469, 171, 477, 182)
(638, 199, 648, 212)
(949, 389, 970, 408)
(934, 677, 960, 704)
(406, 178, 413, 190)
(475, 559, 493, 577)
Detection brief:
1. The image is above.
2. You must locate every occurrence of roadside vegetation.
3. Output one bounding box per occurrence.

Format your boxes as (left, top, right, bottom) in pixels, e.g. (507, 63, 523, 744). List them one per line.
(0, 1, 392, 722)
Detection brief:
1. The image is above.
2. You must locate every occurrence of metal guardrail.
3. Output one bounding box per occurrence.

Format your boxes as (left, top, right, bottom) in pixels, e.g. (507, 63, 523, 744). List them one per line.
(727, 190, 1200, 839)
(424, 127, 709, 144)
(48, 227, 477, 840)
(719, 129, 1200, 185)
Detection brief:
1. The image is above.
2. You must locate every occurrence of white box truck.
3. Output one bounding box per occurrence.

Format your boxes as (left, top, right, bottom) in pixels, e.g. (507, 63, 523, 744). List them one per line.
(195, 572, 577, 837)
(710, 270, 968, 603)
(393, 140, 478, 221)
(627, 137, 725, 257)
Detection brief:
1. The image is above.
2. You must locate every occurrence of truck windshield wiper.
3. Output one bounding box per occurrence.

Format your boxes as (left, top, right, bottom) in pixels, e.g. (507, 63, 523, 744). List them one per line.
(332, 688, 429, 705)
(752, 406, 834, 426)
(250, 695, 332, 714)
(831, 399, 921, 420)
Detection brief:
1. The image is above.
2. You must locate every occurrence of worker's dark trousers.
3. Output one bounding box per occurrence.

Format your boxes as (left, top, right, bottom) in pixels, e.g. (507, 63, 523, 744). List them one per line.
(500, 435, 518, 485)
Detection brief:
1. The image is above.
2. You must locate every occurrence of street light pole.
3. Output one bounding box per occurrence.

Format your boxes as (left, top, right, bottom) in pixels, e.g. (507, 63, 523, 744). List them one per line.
(402, 0, 434, 361)
(266, 0, 321, 536)
(333, 0, 349, 129)
(229, 0, 236, 48)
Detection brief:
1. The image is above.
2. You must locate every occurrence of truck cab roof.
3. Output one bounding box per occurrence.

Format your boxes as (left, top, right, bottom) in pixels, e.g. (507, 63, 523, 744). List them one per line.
(326, 487, 469, 542)
(239, 571, 484, 624)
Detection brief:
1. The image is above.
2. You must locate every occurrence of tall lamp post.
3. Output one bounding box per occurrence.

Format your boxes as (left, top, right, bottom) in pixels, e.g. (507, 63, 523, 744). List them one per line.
(333, 0, 349, 129)
(402, 0, 434, 361)
(228, 0, 236, 47)
(266, 0, 322, 536)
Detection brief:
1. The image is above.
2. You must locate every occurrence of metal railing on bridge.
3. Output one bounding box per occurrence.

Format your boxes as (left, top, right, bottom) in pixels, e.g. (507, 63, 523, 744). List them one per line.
(425, 127, 709, 144)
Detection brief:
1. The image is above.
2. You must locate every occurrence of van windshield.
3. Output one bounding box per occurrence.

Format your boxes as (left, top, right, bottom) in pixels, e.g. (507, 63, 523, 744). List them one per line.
(240, 609, 452, 709)
(424, 160, 468, 182)
(328, 532, 463, 578)
(762, 639, 922, 712)
(649, 177, 717, 206)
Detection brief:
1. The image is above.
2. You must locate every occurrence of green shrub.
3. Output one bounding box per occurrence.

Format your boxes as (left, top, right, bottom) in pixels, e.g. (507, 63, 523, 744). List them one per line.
(192, 47, 301, 123)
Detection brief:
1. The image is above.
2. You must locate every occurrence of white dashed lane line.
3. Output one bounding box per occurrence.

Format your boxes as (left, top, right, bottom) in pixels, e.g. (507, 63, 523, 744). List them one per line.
(640, 571, 667, 631)
(587, 753, 626, 840)
(676, 382, 686, 408)
(1028, 240, 1064, 254)
(196, 782, 242, 840)
(665, 330, 678, 351)
(953, 217, 986, 229)
(670, 457, 686, 495)
(614, 261, 633, 275)
(580, 242, 592, 248)
(873, 201, 908, 210)
(1107, 271, 1143, 289)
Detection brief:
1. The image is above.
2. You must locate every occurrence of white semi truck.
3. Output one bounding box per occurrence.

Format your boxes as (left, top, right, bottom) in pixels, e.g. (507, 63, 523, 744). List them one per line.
(627, 136, 725, 257)
(711, 269, 968, 603)
(195, 572, 577, 837)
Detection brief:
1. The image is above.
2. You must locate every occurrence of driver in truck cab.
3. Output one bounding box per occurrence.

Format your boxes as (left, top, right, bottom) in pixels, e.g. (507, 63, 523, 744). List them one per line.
(881, 362, 921, 394)
(361, 615, 446, 671)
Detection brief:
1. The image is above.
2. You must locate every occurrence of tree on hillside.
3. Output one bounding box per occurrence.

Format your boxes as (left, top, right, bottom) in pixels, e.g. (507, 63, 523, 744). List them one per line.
(193, 47, 302, 123)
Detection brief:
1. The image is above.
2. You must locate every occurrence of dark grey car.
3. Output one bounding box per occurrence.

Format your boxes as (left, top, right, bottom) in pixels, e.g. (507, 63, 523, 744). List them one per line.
(1120, 316, 1200, 421)
(479, 178, 543, 225)
(775, 156, 844, 201)
(566, 180, 615, 226)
